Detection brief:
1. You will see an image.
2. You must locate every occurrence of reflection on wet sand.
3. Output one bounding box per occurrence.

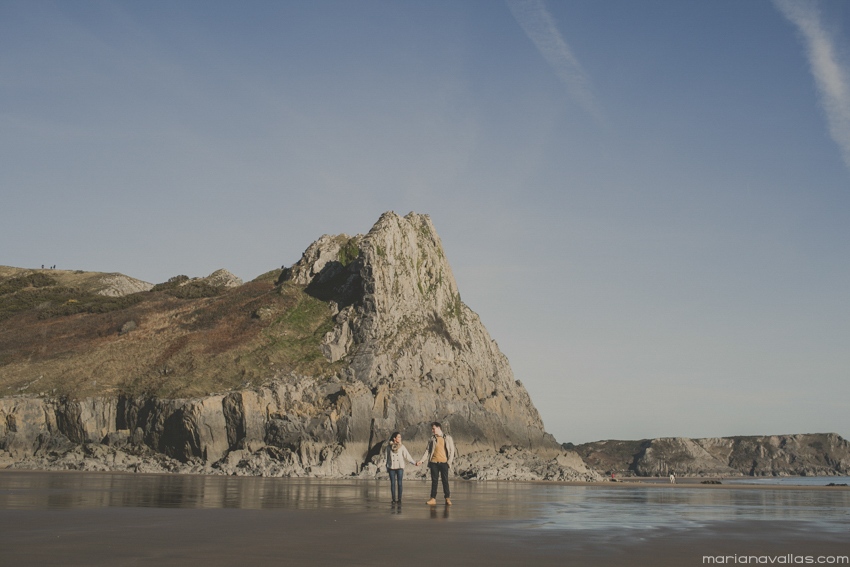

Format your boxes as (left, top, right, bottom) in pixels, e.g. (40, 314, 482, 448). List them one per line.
(1, 470, 849, 532)
(0, 472, 393, 511)
(1, 471, 848, 567)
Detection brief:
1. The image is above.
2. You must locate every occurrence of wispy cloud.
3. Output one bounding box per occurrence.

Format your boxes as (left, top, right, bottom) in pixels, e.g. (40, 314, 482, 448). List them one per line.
(506, 0, 603, 122)
(774, 0, 850, 172)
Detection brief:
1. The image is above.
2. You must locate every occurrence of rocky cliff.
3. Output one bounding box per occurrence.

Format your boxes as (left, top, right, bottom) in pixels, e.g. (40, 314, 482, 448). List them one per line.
(287, 212, 557, 453)
(573, 433, 850, 477)
(0, 212, 595, 481)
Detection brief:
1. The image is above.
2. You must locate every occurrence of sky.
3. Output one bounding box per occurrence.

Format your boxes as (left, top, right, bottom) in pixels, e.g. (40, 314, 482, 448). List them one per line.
(2, 0, 849, 444)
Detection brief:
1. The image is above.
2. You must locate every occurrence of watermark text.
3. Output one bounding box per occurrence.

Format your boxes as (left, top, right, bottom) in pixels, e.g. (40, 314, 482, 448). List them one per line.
(704, 556, 848, 564)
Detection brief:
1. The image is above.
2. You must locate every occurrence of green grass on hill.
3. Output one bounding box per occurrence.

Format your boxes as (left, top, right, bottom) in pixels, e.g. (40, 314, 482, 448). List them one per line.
(0, 270, 345, 399)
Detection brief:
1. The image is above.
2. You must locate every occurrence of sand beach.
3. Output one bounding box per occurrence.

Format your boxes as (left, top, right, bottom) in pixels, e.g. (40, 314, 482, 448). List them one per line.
(1, 471, 848, 566)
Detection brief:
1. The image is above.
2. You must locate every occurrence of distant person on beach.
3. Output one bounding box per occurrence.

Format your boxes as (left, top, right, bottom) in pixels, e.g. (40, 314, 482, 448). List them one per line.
(670, 473, 676, 484)
(385, 431, 416, 504)
(416, 421, 456, 506)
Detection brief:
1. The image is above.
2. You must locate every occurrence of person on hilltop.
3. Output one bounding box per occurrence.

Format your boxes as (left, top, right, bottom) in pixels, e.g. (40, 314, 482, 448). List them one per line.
(384, 431, 417, 504)
(415, 421, 456, 506)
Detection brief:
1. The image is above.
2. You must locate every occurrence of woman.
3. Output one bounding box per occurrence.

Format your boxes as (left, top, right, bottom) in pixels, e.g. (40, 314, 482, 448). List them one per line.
(385, 431, 417, 504)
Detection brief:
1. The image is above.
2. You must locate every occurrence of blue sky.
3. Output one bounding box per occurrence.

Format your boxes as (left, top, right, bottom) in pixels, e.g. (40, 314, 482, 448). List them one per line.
(2, 0, 849, 444)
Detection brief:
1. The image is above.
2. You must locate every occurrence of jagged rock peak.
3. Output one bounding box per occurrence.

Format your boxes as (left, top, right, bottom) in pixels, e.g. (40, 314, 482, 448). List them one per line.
(284, 233, 360, 286)
(359, 211, 461, 325)
(282, 211, 558, 452)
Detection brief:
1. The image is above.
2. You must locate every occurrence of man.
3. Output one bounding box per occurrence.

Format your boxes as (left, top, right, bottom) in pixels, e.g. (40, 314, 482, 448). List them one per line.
(416, 421, 456, 506)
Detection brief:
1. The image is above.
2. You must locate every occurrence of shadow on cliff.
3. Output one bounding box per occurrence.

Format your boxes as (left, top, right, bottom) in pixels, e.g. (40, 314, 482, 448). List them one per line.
(279, 261, 364, 310)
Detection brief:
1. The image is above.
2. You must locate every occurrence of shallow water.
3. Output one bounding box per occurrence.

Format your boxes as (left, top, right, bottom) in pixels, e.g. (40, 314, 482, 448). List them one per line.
(1, 470, 848, 534)
(725, 475, 850, 487)
(522, 484, 850, 532)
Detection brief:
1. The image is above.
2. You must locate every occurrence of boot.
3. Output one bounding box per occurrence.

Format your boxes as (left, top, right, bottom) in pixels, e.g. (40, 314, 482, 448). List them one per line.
(445, 498, 452, 506)
(426, 498, 437, 505)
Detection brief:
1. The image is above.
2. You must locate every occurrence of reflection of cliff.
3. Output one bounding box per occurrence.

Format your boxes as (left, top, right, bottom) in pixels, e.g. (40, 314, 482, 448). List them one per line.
(0, 212, 593, 481)
(572, 433, 850, 477)
(0, 471, 406, 511)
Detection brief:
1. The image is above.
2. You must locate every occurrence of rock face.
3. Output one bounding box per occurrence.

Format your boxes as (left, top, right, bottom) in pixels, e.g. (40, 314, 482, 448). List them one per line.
(199, 269, 243, 289)
(92, 273, 154, 297)
(0, 212, 590, 480)
(573, 433, 850, 477)
(285, 212, 558, 455)
(455, 445, 597, 481)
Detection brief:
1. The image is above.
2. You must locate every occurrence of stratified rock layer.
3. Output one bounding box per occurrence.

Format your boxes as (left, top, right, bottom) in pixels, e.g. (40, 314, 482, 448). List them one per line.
(574, 433, 850, 477)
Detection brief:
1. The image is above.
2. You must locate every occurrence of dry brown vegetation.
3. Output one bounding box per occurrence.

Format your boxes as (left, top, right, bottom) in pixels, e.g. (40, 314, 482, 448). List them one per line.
(0, 268, 342, 399)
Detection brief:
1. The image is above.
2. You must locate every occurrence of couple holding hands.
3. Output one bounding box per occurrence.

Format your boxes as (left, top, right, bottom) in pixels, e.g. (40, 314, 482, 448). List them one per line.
(384, 421, 455, 506)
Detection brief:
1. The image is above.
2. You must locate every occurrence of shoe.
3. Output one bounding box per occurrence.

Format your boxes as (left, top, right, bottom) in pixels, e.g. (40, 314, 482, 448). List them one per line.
(445, 498, 452, 506)
(426, 498, 437, 505)
(391, 500, 398, 504)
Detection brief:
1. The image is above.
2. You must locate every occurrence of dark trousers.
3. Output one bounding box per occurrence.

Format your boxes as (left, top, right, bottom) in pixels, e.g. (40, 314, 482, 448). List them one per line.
(428, 462, 450, 499)
(388, 468, 404, 501)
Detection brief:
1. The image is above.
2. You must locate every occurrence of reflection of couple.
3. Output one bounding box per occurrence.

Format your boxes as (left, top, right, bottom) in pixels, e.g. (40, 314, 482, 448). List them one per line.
(384, 422, 456, 506)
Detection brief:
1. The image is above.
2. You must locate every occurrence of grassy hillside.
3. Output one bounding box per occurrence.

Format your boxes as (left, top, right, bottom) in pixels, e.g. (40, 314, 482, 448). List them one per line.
(0, 267, 342, 399)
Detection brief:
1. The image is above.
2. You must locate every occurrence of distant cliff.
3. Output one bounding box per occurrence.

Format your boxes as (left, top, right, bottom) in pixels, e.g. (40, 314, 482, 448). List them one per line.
(0, 212, 595, 481)
(571, 433, 850, 477)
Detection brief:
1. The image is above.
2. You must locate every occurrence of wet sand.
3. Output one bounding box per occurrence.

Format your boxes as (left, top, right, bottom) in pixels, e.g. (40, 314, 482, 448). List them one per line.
(2, 507, 848, 566)
(1, 471, 848, 566)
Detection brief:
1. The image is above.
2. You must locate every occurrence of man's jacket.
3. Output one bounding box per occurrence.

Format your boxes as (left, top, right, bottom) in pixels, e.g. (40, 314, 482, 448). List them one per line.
(419, 433, 456, 468)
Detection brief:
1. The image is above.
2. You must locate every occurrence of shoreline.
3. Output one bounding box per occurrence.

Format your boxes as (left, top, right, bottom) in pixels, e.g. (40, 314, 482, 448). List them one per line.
(2, 467, 848, 490)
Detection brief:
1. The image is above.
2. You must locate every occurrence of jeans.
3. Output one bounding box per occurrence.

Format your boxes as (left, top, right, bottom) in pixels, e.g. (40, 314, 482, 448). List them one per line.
(388, 468, 404, 501)
(428, 462, 450, 499)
